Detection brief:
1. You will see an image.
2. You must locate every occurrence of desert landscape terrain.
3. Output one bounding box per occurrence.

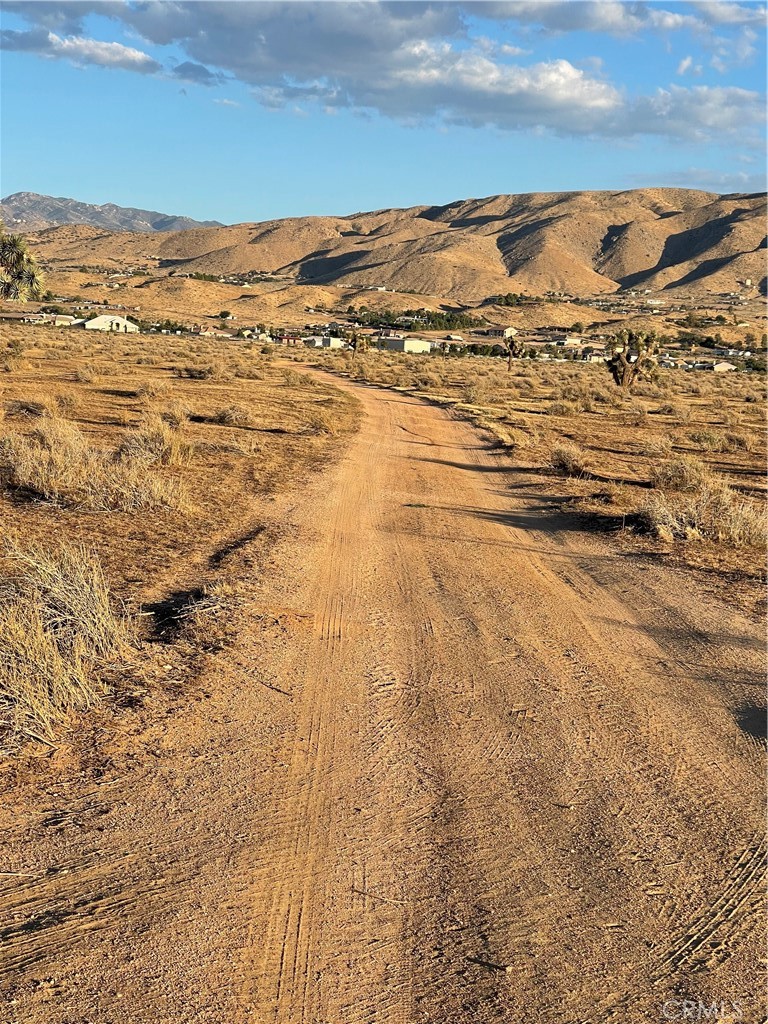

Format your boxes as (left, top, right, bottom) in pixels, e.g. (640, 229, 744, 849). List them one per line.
(0, 185, 765, 1023)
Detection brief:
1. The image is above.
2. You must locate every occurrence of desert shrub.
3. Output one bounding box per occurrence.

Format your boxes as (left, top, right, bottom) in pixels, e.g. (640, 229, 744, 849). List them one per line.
(650, 456, 710, 492)
(0, 420, 185, 511)
(655, 402, 681, 417)
(590, 388, 613, 405)
(1, 353, 25, 373)
(211, 405, 254, 427)
(74, 365, 98, 384)
(135, 381, 168, 400)
(116, 415, 194, 466)
(547, 400, 578, 417)
(640, 484, 765, 547)
(232, 364, 265, 381)
(7, 398, 52, 418)
(687, 429, 751, 453)
(53, 389, 78, 417)
(623, 404, 648, 427)
(159, 401, 191, 428)
(462, 383, 489, 404)
(0, 543, 131, 741)
(175, 361, 228, 380)
(549, 442, 590, 477)
(632, 383, 663, 398)
(723, 431, 753, 452)
(647, 437, 674, 458)
(282, 368, 303, 387)
(304, 408, 337, 435)
(175, 364, 213, 380)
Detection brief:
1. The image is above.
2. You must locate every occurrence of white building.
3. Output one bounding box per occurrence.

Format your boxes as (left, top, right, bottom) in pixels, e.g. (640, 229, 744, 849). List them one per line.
(83, 314, 139, 333)
(486, 326, 519, 339)
(304, 336, 346, 349)
(711, 361, 738, 373)
(376, 336, 432, 355)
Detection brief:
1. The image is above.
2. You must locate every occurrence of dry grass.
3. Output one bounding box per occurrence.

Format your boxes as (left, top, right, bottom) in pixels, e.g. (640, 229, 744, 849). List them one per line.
(116, 415, 195, 467)
(0, 419, 186, 510)
(0, 543, 130, 744)
(640, 483, 766, 548)
(549, 443, 591, 477)
(0, 322, 360, 750)
(650, 456, 711, 492)
(211, 404, 254, 427)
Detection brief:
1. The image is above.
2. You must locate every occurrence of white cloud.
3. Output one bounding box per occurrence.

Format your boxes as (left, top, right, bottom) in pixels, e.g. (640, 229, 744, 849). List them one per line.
(213, 98, 240, 108)
(628, 166, 767, 194)
(0, 26, 160, 73)
(474, 1, 702, 35)
(628, 85, 764, 142)
(688, 2, 767, 27)
(0, 1, 764, 146)
(676, 54, 703, 76)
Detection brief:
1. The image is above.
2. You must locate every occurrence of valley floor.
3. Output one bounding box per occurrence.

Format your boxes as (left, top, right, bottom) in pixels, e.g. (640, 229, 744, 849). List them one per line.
(1, 372, 764, 1022)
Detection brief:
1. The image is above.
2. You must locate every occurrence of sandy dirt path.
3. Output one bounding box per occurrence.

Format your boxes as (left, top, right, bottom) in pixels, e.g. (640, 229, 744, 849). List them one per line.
(2, 374, 764, 1023)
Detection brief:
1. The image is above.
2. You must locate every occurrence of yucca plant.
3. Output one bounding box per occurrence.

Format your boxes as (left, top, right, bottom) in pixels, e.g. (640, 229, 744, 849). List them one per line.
(0, 232, 44, 301)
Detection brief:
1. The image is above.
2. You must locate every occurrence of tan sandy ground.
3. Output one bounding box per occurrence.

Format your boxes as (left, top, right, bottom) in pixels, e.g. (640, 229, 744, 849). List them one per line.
(0, 371, 764, 1022)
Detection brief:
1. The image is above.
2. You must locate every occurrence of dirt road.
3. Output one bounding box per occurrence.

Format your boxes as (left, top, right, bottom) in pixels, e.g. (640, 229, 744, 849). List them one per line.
(2, 374, 764, 1023)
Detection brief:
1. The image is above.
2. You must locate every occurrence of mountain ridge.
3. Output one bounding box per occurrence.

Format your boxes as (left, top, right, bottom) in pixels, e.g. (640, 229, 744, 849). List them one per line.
(22, 188, 768, 299)
(0, 192, 224, 233)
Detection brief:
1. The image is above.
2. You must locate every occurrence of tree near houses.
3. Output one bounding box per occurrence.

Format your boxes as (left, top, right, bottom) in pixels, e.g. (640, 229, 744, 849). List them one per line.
(505, 334, 526, 370)
(606, 329, 659, 389)
(0, 232, 44, 301)
(349, 331, 368, 359)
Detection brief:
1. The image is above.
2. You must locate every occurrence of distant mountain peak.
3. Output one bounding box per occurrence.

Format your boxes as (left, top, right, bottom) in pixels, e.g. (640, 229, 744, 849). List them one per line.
(0, 192, 225, 233)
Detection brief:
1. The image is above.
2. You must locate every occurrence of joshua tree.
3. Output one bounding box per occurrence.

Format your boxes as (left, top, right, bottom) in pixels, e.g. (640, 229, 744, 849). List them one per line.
(605, 329, 659, 390)
(505, 335, 526, 370)
(350, 332, 368, 359)
(0, 232, 44, 301)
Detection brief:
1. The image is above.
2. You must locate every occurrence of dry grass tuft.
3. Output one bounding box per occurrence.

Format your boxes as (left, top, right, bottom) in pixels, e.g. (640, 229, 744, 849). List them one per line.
(650, 456, 710, 492)
(688, 428, 753, 453)
(304, 407, 338, 435)
(7, 397, 57, 419)
(0, 543, 131, 742)
(211, 405, 254, 427)
(174, 362, 229, 381)
(640, 483, 765, 548)
(549, 442, 591, 477)
(116, 415, 195, 466)
(0, 419, 186, 510)
(159, 400, 191, 428)
(73, 365, 99, 384)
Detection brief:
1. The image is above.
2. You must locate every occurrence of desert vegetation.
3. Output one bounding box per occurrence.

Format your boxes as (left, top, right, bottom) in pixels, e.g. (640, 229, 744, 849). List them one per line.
(0, 323, 358, 748)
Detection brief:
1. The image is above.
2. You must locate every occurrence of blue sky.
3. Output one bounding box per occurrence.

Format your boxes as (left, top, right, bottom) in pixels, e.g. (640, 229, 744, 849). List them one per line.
(1, 1, 766, 224)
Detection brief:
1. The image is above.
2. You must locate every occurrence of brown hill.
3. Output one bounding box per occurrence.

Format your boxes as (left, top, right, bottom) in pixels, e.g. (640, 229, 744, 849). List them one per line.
(28, 189, 767, 301)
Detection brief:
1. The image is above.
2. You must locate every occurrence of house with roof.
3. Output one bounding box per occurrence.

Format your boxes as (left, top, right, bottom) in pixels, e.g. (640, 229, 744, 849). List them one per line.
(82, 314, 139, 333)
(374, 335, 432, 354)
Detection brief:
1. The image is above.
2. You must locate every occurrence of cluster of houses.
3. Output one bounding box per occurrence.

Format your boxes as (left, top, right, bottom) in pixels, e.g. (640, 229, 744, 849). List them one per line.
(0, 310, 140, 332)
(0, 307, 756, 373)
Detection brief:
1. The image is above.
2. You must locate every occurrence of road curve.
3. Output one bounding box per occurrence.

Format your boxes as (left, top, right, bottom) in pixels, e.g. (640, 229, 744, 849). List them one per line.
(2, 373, 764, 1023)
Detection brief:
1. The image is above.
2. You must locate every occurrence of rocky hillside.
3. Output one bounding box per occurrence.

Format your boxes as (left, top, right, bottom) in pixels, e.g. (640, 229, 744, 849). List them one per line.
(0, 192, 223, 233)
(26, 188, 767, 299)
